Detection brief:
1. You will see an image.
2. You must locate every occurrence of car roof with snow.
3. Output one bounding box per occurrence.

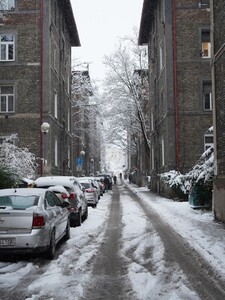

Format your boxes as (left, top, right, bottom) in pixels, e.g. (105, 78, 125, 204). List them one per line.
(47, 185, 69, 195)
(34, 176, 77, 188)
(0, 188, 47, 196)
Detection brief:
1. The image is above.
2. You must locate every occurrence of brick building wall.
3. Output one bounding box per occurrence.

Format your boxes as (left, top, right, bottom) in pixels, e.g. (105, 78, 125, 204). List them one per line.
(212, 0, 225, 222)
(139, 0, 212, 196)
(175, 0, 212, 174)
(0, 1, 41, 158)
(0, 0, 80, 177)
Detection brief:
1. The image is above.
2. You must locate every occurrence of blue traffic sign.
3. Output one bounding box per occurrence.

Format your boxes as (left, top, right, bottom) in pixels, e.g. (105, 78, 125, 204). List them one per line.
(76, 157, 83, 166)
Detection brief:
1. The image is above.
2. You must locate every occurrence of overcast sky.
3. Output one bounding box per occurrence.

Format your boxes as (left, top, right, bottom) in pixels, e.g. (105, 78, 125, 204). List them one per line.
(71, 0, 144, 81)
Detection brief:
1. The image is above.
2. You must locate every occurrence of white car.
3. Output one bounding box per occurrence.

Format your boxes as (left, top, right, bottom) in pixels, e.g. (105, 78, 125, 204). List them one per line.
(0, 188, 70, 259)
(82, 177, 101, 200)
(47, 185, 70, 203)
(77, 178, 99, 207)
(34, 176, 88, 227)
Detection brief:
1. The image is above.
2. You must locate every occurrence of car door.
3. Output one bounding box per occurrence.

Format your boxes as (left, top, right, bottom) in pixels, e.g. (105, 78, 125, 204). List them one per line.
(45, 192, 62, 241)
(51, 192, 68, 238)
(91, 182, 98, 202)
(74, 182, 86, 215)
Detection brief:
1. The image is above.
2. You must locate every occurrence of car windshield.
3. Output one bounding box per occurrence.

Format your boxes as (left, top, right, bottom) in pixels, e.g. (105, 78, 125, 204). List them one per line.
(80, 183, 90, 189)
(0, 195, 39, 210)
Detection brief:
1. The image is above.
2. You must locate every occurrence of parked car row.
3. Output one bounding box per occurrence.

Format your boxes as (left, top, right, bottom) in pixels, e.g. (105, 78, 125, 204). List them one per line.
(34, 176, 88, 227)
(77, 176, 106, 207)
(97, 173, 113, 190)
(0, 175, 108, 260)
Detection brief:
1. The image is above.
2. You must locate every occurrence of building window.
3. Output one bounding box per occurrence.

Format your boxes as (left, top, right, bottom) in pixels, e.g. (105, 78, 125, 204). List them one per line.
(201, 30, 211, 58)
(53, 0, 57, 25)
(0, 0, 15, 10)
(204, 134, 213, 151)
(61, 39, 65, 63)
(0, 85, 14, 113)
(53, 46, 57, 71)
(67, 73, 70, 94)
(68, 147, 71, 168)
(160, 90, 164, 109)
(203, 82, 212, 110)
(151, 144, 154, 170)
(159, 0, 165, 22)
(161, 136, 165, 166)
(159, 44, 163, 70)
(54, 93, 58, 119)
(198, 0, 210, 9)
(0, 34, 15, 61)
(54, 139, 58, 167)
(151, 111, 154, 132)
(67, 109, 70, 131)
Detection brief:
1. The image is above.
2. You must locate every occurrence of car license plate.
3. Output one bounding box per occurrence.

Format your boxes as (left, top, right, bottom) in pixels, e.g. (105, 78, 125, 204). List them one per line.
(0, 238, 16, 247)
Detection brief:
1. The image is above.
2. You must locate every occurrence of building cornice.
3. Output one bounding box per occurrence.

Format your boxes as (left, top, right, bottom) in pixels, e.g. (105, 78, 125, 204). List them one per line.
(59, 0, 81, 47)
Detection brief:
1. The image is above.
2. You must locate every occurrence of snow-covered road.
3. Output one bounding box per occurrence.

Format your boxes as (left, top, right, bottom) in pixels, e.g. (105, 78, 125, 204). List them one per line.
(1, 181, 225, 299)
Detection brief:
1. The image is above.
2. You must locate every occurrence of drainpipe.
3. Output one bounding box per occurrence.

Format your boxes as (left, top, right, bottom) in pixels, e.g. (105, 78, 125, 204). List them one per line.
(40, 0, 43, 176)
(172, 0, 179, 170)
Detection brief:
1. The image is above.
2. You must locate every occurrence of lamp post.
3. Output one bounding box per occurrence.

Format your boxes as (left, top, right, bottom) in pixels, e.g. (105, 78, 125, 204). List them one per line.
(90, 158, 94, 175)
(80, 150, 85, 176)
(41, 122, 50, 176)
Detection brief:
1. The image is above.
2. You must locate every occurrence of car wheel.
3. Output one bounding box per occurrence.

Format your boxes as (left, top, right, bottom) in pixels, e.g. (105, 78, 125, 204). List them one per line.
(76, 211, 82, 226)
(64, 222, 70, 240)
(82, 206, 88, 221)
(70, 220, 76, 227)
(46, 230, 56, 259)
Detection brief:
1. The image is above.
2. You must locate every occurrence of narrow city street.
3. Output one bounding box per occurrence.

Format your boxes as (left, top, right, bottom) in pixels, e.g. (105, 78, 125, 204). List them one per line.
(81, 182, 137, 300)
(82, 182, 225, 300)
(1, 181, 225, 299)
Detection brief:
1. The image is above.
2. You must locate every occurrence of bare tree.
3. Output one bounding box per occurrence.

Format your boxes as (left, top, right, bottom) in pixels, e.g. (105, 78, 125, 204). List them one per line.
(102, 29, 150, 160)
(0, 1, 10, 22)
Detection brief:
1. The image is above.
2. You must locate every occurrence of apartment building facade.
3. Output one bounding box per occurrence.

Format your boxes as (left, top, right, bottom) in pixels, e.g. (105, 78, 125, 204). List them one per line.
(138, 0, 212, 196)
(0, 0, 80, 177)
(211, 0, 225, 222)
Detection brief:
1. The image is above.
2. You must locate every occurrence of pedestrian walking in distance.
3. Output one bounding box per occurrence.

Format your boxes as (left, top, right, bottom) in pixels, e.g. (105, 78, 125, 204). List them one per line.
(104, 176, 110, 192)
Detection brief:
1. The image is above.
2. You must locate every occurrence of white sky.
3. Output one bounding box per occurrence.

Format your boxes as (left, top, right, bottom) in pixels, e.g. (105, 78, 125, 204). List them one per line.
(71, 0, 144, 80)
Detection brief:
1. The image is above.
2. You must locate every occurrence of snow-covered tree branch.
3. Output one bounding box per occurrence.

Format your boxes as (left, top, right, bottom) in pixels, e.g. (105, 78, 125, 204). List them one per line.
(101, 29, 150, 156)
(160, 144, 214, 199)
(0, 134, 37, 180)
(0, 1, 9, 23)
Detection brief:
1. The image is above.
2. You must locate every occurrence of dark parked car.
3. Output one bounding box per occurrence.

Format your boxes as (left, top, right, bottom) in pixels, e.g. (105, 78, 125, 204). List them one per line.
(0, 188, 70, 259)
(34, 176, 88, 227)
(97, 174, 113, 190)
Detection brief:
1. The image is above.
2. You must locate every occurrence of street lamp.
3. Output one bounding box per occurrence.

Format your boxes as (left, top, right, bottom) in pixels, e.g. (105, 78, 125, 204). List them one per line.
(90, 158, 94, 175)
(80, 150, 85, 156)
(78, 150, 85, 176)
(41, 122, 50, 175)
(41, 122, 50, 134)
